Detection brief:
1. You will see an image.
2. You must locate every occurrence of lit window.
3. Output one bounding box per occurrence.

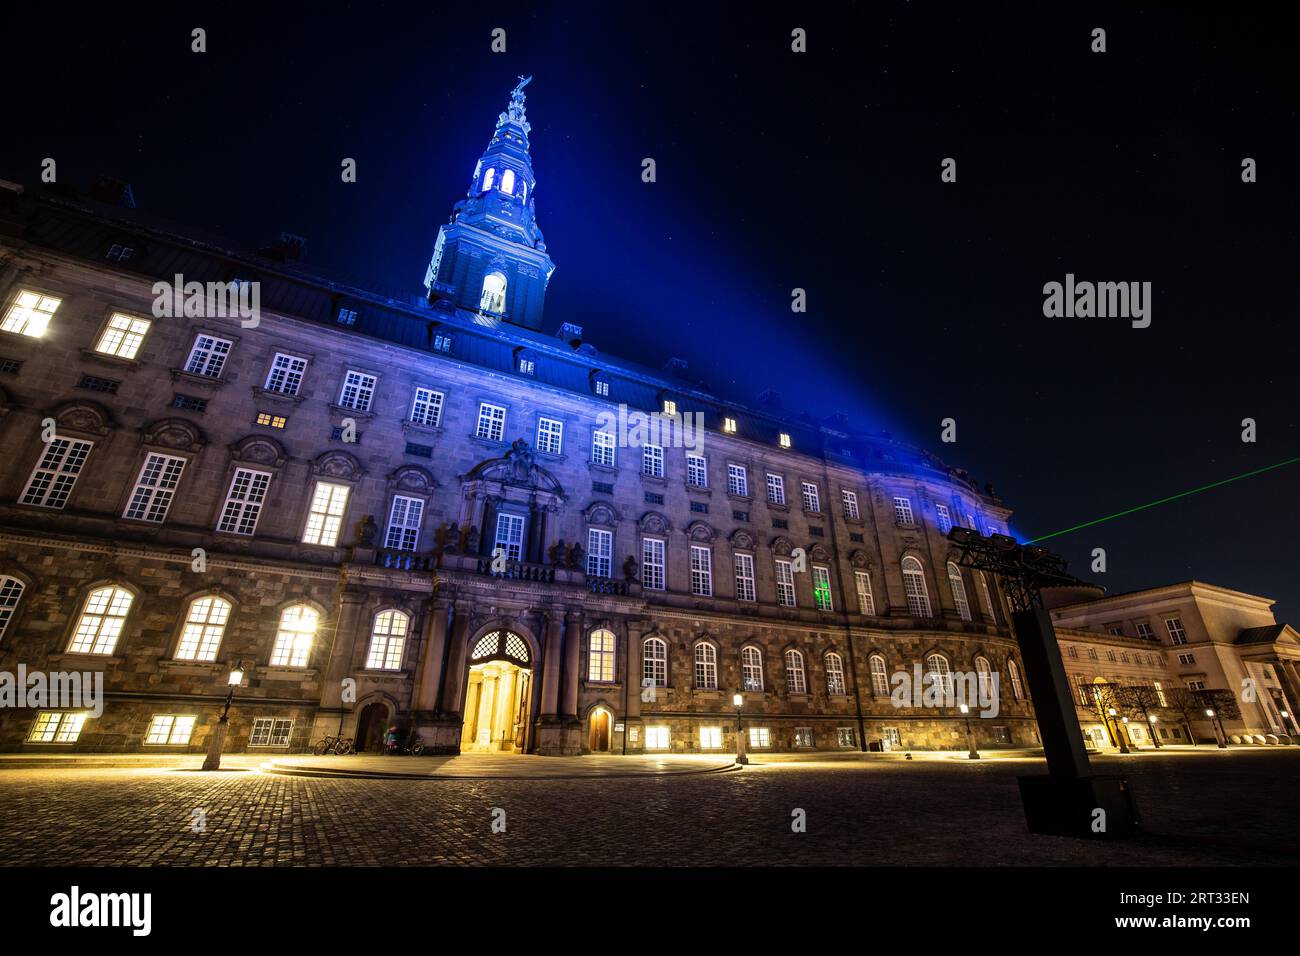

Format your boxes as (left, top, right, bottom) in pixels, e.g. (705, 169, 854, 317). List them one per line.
(270, 605, 318, 668)
(778, 432, 791, 449)
(592, 429, 615, 467)
(698, 726, 723, 749)
(21, 438, 93, 509)
(144, 715, 197, 745)
(902, 556, 932, 617)
(586, 527, 612, 578)
(826, 653, 846, 696)
(926, 653, 953, 695)
(384, 495, 424, 551)
(337, 370, 377, 411)
(302, 481, 350, 546)
(775, 558, 796, 607)
(537, 416, 564, 454)
(366, 610, 409, 670)
(694, 643, 718, 689)
(482, 167, 496, 191)
(254, 412, 286, 428)
(975, 656, 993, 697)
(869, 655, 889, 696)
(1154, 681, 1167, 707)
(723, 417, 737, 433)
(882, 727, 902, 749)
(935, 503, 953, 534)
(68, 586, 133, 654)
(249, 718, 294, 747)
(264, 353, 307, 395)
(947, 561, 972, 621)
(123, 453, 186, 523)
(1, 289, 61, 337)
(217, 469, 271, 535)
(766, 473, 786, 505)
(662, 399, 677, 416)
(94, 313, 151, 359)
(812, 565, 833, 611)
(588, 628, 616, 682)
(410, 387, 444, 427)
(27, 712, 87, 743)
(594, 380, 610, 397)
(854, 571, 875, 615)
(642, 538, 666, 590)
(643, 637, 667, 687)
(500, 169, 516, 194)
(690, 545, 713, 597)
(748, 726, 771, 749)
(893, 496, 915, 525)
(494, 512, 525, 561)
(645, 725, 670, 749)
(841, 489, 860, 520)
(476, 402, 506, 442)
(519, 357, 535, 375)
(734, 553, 756, 603)
(175, 596, 231, 661)
(480, 272, 507, 313)
(727, 464, 748, 497)
(1008, 660, 1024, 699)
(0, 576, 25, 641)
(741, 646, 763, 690)
(801, 481, 820, 513)
(642, 443, 664, 478)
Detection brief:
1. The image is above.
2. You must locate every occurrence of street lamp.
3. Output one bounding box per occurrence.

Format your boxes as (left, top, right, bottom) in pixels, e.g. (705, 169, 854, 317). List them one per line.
(1107, 707, 1130, 754)
(1147, 714, 1162, 749)
(1206, 708, 1227, 748)
(201, 660, 246, 771)
(959, 703, 980, 759)
(732, 692, 748, 765)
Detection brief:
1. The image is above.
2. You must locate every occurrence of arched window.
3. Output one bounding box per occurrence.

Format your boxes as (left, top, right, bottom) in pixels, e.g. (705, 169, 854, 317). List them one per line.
(902, 557, 932, 617)
(480, 272, 507, 313)
(366, 610, 409, 670)
(500, 169, 516, 194)
(869, 654, 890, 696)
(974, 655, 993, 698)
(69, 585, 133, 655)
(270, 604, 319, 668)
(588, 628, 616, 682)
(0, 575, 26, 641)
(1008, 659, 1024, 699)
(785, 649, 807, 695)
(741, 646, 763, 691)
(947, 562, 972, 621)
(175, 595, 232, 661)
(976, 570, 996, 622)
(926, 653, 953, 696)
(643, 637, 667, 687)
(694, 642, 717, 689)
(826, 652, 846, 696)
(482, 167, 496, 191)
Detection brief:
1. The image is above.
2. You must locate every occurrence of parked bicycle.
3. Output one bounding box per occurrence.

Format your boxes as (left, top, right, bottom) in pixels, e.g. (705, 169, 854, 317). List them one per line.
(388, 728, 425, 756)
(313, 733, 356, 755)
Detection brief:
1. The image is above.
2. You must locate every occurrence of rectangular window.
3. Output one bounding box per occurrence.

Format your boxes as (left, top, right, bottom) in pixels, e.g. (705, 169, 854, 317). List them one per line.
(734, 553, 756, 602)
(662, 399, 677, 416)
(794, 728, 814, 748)
(686, 455, 708, 487)
(594, 380, 609, 397)
(94, 313, 151, 359)
(1165, 618, 1189, 645)
(690, 545, 713, 597)
(779, 433, 792, 449)
(1136, 622, 1154, 641)
(812, 565, 833, 611)
(592, 481, 614, 495)
(775, 558, 796, 607)
(248, 718, 294, 748)
(123, 453, 186, 522)
(690, 501, 709, 514)
(935, 504, 953, 534)
(883, 727, 902, 749)
(801, 481, 820, 512)
(644, 492, 664, 505)
(217, 469, 271, 535)
(404, 442, 433, 458)
(642, 538, 666, 591)
(185, 336, 228, 377)
(645, 725, 670, 750)
(518, 358, 535, 375)
(336, 307, 357, 326)
(433, 333, 452, 353)
(733, 509, 749, 522)
(855, 570, 875, 615)
(1188, 680, 1206, 691)
(537, 416, 564, 455)
(727, 464, 749, 497)
(841, 489, 860, 520)
(302, 481, 350, 546)
(592, 429, 616, 467)
(171, 394, 207, 412)
(766, 473, 786, 505)
(76, 375, 118, 393)
(337, 370, 376, 411)
(494, 512, 525, 561)
(2, 289, 61, 337)
(264, 353, 307, 395)
(723, 417, 737, 433)
(384, 495, 424, 551)
(1178, 652, 1196, 666)
(255, 412, 286, 428)
(836, 727, 856, 748)
(587, 528, 612, 578)
(893, 496, 915, 524)
(772, 517, 788, 529)
(26, 712, 87, 743)
(0, 357, 23, 374)
(642, 444, 664, 478)
(699, 726, 723, 750)
(21, 438, 93, 509)
(144, 714, 197, 746)
(409, 387, 444, 427)
(748, 727, 771, 749)
(476, 402, 506, 441)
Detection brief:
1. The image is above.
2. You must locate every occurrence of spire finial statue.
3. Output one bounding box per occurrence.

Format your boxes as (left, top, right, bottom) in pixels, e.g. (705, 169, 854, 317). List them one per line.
(499, 75, 533, 133)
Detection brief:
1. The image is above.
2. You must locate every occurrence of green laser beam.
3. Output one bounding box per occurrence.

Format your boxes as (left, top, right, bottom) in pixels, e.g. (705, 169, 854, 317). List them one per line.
(1024, 455, 1300, 545)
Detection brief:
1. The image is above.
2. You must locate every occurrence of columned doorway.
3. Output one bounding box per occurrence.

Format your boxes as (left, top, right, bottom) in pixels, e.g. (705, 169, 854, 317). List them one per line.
(461, 629, 534, 753)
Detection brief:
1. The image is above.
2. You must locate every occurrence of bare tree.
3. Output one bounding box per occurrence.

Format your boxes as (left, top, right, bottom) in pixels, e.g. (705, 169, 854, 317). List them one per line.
(1115, 684, 1164, 748)
(1162, 685, 1204, 745)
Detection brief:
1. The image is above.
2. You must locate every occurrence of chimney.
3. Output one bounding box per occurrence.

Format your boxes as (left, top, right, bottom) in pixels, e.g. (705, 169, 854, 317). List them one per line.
(88, 176, 136, 208)
(556, 322, 584, 348)
(259, 232, 306, 263)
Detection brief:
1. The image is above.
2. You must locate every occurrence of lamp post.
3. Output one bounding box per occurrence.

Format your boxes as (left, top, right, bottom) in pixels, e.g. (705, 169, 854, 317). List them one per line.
(201, 661, 246, 771)
(1107, 707, 1130, 754)
(1121, 716, 1134, 750)
(732, 692, 748, 765)
(959, 703, 980, 759)
(1206, 708, 1227, 748)
(1147, 714, 1162, 748)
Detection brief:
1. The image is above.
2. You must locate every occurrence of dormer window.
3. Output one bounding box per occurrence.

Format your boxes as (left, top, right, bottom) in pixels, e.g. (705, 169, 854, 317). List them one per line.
(336, 307, 358, 326)
(482, 167, 496, 191)
(500, 169, 516, 194)
(519, 357, 535, 375)
(433, 333, 453, 353)
(594, 380, 609, 397)
(105, 244, 135, 263)
(480, 272, 507, 313)
(723, 417, 737, 434)
(778, 432, 792, 449)
(662, 399, 678, 416)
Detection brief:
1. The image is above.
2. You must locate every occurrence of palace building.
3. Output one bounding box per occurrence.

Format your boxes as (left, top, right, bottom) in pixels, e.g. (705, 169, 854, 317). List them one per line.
(0, 80, 1286, 759)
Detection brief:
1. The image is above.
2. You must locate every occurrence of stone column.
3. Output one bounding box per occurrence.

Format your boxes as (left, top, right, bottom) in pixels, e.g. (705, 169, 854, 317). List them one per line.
(561, 609, 584, 717)
(539, 608, 563, 716)
(1277, 661, 1300, 737)
(625, 625, 642, 721)
(411, 598, 449, 716)
(440, 604, 471, 717)
(319, 588, 367, 710)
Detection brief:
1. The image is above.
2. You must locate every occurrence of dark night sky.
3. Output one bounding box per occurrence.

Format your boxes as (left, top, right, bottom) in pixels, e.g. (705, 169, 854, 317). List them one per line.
(6, 3, 1297, 616)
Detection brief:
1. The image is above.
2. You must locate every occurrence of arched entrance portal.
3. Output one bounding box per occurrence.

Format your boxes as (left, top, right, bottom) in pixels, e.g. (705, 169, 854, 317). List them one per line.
(462, 630, 533, 753)
(355, 701, 389, 753)
(589, 707, 611, 753)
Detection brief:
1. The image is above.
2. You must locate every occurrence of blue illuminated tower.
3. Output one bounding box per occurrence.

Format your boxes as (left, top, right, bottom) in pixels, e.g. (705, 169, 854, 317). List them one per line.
(423, 76, 555, 331)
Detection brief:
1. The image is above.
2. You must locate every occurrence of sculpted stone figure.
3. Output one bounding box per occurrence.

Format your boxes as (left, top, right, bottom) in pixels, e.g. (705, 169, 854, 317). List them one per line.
(355, 514, 377, 547)
(623, 555, 639, 581)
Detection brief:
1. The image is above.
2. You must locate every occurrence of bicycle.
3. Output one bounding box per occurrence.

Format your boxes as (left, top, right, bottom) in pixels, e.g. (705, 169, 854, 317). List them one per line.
(312, 733, 356, 755)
